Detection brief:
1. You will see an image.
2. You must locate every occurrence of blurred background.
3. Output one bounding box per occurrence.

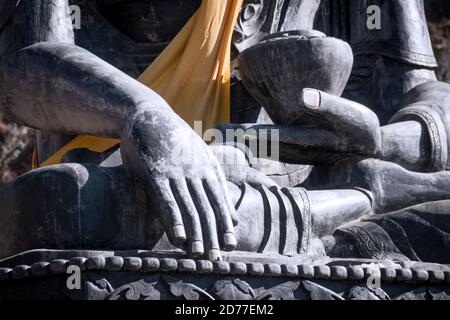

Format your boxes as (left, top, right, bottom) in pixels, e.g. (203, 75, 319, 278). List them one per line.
(0, 0, 448, 187)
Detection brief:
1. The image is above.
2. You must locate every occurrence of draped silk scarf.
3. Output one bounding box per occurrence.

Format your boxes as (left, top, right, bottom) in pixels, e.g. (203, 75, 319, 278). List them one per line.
(35, 0, 243, 168)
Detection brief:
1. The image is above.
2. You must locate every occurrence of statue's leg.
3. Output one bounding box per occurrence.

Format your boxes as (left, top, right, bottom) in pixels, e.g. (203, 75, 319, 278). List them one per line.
(333, 200, 450, 263)
(0, 157, 306, 259)
(0, 164, 163, 259)
(332, 158, 450, 214)
(217, 147, 375, 254)
(308, 189, 373, 237)
(230, 183, 375, 255)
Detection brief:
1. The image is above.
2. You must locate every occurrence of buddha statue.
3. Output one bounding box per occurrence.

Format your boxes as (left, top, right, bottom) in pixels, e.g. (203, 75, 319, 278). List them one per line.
(0, 0, 450, 266)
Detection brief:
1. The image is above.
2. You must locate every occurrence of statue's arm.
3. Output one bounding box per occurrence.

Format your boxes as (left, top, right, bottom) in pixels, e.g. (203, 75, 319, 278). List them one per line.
(236, 88, 434, 172)
(1, 42, 151, 136)
(0, 0, 237, 261)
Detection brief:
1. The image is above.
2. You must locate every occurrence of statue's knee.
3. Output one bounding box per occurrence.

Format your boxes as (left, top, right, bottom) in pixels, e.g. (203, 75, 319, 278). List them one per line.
(18, 164, 89, 193)
(0, 164, 90, 257)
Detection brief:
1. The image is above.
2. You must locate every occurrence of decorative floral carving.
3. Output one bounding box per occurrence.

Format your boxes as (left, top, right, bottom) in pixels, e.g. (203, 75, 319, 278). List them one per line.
(394, 287, 450, 301)
(302, 281, 345, 300)
(212, 279, 256, 300)
(106, 276, 214, 300)
(256, 281, 301, 300)
(85, 279, 113, 300)
(347, 286, 390, 300)
(166, 277, 214, 301)
(2, 263, 449, 300)
(108, 279, 160, 300)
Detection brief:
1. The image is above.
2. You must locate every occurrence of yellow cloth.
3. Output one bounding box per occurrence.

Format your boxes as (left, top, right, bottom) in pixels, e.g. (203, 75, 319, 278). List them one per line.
(35, 0, 243, 168)
(33, 135, 121, 168)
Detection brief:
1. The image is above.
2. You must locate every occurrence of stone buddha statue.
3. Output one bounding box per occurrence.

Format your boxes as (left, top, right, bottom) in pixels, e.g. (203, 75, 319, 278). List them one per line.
(0, 0, 450, 267)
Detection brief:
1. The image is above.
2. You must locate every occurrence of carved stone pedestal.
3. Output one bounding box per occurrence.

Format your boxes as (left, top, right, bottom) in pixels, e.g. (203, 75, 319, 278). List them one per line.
(1, 250, 449, 300)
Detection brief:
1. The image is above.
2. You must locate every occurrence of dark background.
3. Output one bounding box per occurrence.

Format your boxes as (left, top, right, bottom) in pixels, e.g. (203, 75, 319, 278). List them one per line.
(0, 0, 448, 187)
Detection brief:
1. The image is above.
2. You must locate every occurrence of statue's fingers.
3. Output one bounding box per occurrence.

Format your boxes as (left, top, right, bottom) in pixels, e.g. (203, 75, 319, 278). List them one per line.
(171, 179, 204, 256)
(211, 160, 239, 225)
(245, 167, 279, 188)
(154, 179, 186, 245)
(302, 88, 381, 154)
(188, 178, 222, 261)
(203, 179, 237, 252)
(302, 88, 376, 124)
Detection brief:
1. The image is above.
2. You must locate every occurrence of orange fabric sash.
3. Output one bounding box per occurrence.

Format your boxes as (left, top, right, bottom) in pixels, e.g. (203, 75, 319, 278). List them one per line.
(35, 0, 243, 168)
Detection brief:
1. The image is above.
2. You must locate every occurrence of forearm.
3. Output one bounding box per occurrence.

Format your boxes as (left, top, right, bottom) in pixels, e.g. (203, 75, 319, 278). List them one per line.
(380, 81, 450, 172)
(0, 42, 176, 138)
(380, 120, 430, 172)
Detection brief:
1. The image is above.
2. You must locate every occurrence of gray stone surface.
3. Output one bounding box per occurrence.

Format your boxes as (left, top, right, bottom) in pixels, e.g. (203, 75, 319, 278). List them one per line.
(0, 0, 450, 300)
(0, 250, 448, 300)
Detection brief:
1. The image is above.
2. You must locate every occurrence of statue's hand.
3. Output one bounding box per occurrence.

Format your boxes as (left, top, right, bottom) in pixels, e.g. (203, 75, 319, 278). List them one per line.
(209, 145, 278, 188)
(300, 89, 382, 155)
(121, 106, 237, 261)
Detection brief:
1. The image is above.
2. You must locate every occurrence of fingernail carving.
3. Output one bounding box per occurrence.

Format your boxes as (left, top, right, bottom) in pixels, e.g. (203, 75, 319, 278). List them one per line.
(302, 88, 321, 109)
